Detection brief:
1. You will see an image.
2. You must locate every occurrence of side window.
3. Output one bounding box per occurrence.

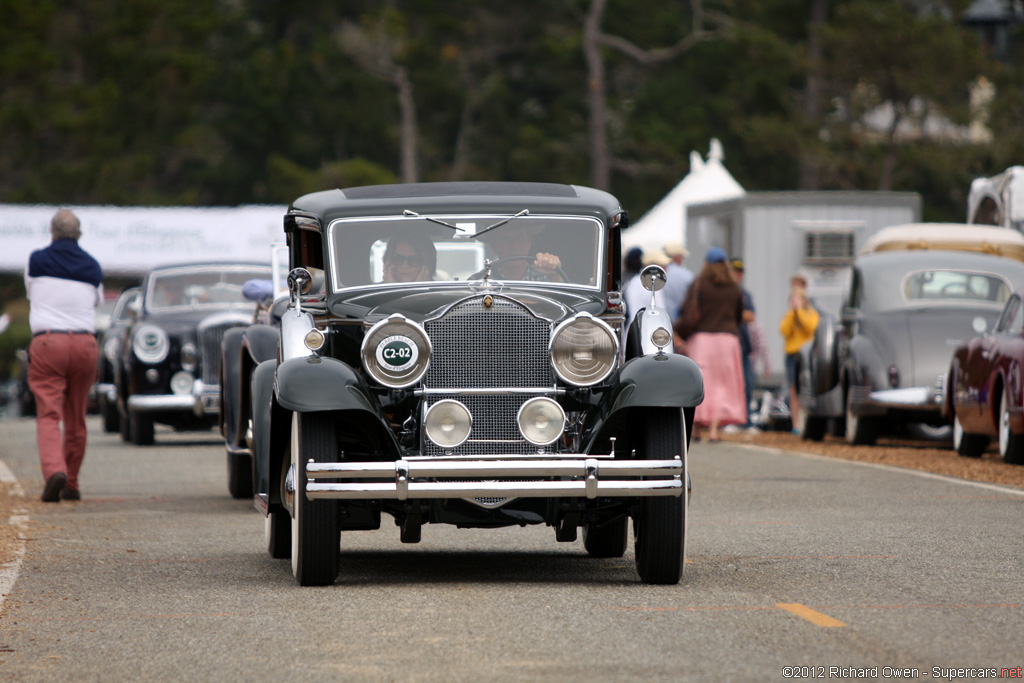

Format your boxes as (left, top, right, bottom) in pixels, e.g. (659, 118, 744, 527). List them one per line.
(997, 295, 1023, 335)
(289, 228, 325, 294)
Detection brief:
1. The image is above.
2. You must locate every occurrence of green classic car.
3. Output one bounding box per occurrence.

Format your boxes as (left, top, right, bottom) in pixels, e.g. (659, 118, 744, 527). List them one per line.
(251, 182, 703, 585)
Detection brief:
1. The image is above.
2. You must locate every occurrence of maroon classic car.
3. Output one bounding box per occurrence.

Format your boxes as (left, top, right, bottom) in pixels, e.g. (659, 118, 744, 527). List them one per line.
(947, 288, 1024, 464)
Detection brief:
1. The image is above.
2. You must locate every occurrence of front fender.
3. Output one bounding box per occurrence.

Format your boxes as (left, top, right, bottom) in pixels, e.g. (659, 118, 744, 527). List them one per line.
(274, 356, 379, 413)
(581, 353, 703, 454)
(243, 324, 279, 364)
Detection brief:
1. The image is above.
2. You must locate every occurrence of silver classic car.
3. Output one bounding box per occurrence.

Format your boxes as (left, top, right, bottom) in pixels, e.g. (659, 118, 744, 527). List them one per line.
(250, 182, 703, 586)
(798, 235, 1024, 444)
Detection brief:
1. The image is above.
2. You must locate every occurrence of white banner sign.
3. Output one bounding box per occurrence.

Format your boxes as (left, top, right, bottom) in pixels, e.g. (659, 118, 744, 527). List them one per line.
(0, 204, 289, 275)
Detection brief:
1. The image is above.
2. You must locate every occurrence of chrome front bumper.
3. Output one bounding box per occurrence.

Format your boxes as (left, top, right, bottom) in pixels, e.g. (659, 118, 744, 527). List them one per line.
(849, 381, 945, 416)
(305, 456, 684, 501)
(126, 380, 220, 416)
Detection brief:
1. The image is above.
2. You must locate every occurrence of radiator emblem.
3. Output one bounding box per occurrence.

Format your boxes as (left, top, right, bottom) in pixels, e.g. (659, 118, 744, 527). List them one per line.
(483, 295, 493, 308)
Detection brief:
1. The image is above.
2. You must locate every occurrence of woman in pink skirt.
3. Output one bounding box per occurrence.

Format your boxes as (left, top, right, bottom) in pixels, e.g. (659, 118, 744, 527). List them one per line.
(674, 247, 746, 441)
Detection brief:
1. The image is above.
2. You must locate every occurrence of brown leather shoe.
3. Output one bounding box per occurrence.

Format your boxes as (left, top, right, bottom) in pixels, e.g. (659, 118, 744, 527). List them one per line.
(41, 472, 66, 503)
(60, 486, 81, 501)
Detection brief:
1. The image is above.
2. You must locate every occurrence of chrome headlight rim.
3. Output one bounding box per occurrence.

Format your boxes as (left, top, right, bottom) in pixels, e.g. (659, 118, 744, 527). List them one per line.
(359, 314, 431, 389)
(517, 396, 566, 446)
(423, 398, 473, 449)
(103, 335, 122, 363)
(548, 313, 619, 387)
(133, 325, 170, 364)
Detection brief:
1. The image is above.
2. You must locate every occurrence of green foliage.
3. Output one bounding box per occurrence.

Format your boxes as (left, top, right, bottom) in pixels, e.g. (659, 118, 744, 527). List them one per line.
(0, 0, 1018, 222)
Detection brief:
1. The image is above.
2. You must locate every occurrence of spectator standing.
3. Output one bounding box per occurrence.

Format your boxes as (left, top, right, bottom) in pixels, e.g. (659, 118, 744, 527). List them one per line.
(623, 246, 643, 283)
(728, 258, 759, 431)
(662, 242, 695, 319)
(673, 247, 746, 441)
(623, 248, 671, 327)
(778, 274, 819, 434)
(25, 209, 103, 502)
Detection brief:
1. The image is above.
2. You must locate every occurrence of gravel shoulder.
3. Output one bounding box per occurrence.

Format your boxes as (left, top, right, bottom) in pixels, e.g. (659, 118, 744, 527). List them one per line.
(715, 429, 1024, 490)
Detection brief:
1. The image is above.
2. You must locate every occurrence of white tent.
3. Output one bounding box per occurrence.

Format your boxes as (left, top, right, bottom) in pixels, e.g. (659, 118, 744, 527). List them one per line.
(622, 139, 745, 253)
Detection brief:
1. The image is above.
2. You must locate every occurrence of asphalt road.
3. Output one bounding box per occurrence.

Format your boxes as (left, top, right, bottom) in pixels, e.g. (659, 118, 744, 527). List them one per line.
(1, 417, 1023, 682)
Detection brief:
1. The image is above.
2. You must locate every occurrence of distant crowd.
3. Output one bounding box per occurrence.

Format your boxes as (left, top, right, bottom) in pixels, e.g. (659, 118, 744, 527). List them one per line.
(622, 243, 817, 441)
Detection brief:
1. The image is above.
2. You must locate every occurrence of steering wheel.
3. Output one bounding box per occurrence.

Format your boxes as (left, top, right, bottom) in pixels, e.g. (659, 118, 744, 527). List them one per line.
(940, 282, 976, 297)
(470, 255, 569, 283)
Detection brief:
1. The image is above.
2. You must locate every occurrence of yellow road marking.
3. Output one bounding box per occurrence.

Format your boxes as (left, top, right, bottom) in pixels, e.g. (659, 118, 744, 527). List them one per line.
(776, 602, 846, 628)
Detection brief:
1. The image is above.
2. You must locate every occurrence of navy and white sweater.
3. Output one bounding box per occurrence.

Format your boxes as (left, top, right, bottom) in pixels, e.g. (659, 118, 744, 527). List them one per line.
(25, 239, 104, 333)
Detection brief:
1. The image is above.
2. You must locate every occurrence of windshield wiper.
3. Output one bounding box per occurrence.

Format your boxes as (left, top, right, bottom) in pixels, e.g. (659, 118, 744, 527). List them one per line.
(402, 209, 460, 231)
(473, 209, 530, 239)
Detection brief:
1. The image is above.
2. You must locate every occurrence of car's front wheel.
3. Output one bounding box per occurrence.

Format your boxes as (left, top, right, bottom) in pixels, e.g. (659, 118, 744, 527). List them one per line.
(953, 411, 988, 458)
(845, 386, 877, 445)
(129, 409, 155, 446)
(797, 405, 827, 442)
(582, 516, 628, 558)
(998, 386, 1024, 465)
(290, 411, 340, 586)
(226, 450, 253, 499)
(633, 408, 686, 585)
(100, 395, 120, 433)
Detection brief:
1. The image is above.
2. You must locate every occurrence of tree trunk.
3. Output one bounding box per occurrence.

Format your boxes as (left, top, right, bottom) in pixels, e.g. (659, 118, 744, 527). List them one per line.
(799, 0, 828, 190)
(394, 66, 419, 184)
(584, 0, 610, 191)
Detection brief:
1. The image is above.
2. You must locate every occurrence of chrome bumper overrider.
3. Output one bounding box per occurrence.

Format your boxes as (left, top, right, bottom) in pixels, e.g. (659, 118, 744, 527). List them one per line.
(305, 456, 684, 501)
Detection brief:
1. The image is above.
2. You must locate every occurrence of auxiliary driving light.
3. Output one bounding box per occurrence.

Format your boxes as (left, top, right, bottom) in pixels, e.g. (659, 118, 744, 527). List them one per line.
(424, 399, 472, 449)
(303, 328, 325, 351)
(517, 397, 566, 446)
(651, 326, 672, 349)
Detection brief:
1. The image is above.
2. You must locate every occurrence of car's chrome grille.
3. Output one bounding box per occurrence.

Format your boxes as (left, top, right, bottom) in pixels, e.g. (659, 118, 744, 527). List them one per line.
(423, 297, 553, 456)
(197, 319, 248, 386)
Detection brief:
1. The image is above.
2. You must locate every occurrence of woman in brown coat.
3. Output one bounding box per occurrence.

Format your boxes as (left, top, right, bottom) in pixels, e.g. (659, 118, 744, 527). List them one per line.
(674, 247, 746, 441)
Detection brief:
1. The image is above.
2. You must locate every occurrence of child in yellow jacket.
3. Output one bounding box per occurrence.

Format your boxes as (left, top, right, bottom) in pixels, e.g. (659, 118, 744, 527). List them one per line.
(779, 275, 820, 434)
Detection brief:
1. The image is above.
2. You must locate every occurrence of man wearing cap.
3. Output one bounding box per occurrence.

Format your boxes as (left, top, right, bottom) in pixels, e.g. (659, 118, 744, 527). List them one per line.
(25, 209, 103, 502)
(662, 242, 695, 320)
(729, 258, 758, 431)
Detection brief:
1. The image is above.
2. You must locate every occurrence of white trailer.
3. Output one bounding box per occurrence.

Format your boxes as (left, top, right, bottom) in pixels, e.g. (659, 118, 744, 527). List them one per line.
(685, 191, 921, 384)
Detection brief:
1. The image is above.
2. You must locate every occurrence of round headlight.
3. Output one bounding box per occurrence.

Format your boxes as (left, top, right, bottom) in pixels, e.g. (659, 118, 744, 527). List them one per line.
(133, 325, 170, 364)
(549, 314, 618, 386)
(170, 371, 194, 395)
(517, 397, 566, 446)
(360, 315, 431, 388)
(424, 399, 472, 449)
(180, 342, 197, 372)
(103, 335, 122, 363)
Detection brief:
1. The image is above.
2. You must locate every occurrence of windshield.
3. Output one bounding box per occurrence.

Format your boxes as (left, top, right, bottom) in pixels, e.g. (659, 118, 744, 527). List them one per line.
(146, 266, 272, 312)
(326, 215, 603, 290)
(902, 270, 1012, 304)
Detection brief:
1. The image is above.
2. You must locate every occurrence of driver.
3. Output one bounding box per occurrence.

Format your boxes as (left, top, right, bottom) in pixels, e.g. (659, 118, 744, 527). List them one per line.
(484, 223, 563, 282)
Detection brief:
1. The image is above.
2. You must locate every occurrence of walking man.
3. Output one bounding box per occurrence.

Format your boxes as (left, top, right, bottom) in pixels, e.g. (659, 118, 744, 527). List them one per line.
(25, 209, 103, 502)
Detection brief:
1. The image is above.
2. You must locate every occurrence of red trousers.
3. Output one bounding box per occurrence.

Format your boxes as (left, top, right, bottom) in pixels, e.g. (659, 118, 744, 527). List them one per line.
(27, 332, 98, 492)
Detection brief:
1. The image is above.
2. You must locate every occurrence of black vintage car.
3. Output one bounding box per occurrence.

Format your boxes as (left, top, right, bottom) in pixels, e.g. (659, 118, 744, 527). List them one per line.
(95, 287, 140, 433)
(251, 181, 703, 586)
(797, 245, 1024, 444)
(220, 243, 290, 499)
(117, 263, 271, 445)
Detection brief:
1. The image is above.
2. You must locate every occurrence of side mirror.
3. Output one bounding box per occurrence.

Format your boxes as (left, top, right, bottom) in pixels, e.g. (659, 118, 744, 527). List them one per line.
(287, 267, 313, 297)
(639, 265, 667, 293)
